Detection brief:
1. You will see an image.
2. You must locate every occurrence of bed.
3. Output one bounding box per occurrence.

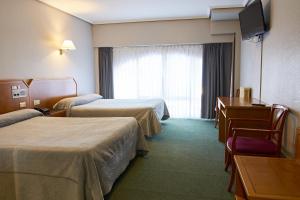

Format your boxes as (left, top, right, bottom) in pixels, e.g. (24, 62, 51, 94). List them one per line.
(0, 109, 148, 200)
(54, 95, 170, 137)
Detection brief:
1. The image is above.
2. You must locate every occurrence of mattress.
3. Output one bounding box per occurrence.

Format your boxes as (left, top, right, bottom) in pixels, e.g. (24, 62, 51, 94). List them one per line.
(0, 117, 147, 200)
(69, 98, 170, 137)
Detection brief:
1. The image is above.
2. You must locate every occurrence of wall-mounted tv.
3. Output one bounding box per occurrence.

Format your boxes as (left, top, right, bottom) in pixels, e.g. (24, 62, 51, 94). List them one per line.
(239, 0, 266, 40)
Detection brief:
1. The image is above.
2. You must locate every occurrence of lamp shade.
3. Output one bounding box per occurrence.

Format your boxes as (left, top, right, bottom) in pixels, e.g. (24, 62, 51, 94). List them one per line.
(61, 40, 76, 50)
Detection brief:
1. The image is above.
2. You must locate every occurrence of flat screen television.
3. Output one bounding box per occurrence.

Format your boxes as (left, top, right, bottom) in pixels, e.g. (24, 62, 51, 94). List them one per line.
(239, 0, 266, 40)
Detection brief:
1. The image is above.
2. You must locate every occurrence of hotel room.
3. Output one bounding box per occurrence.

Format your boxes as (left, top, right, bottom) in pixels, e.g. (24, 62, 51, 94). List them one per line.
(0, 0, 299, 200)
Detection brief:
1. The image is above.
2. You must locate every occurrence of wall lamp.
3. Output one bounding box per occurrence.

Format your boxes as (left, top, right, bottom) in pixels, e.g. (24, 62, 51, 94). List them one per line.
(60, 40, 76, 55)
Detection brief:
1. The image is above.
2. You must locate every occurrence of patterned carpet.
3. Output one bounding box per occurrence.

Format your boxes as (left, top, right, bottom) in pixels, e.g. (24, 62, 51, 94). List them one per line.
(105, 119, 233, 200)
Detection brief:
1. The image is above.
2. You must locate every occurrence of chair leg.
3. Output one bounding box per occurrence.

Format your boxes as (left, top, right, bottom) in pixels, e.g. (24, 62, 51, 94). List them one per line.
(225, 154, 231, 172)
(224, 146, 232, 170)
(227, 158, 236, 192)
(224, 148, 227, 164)
(224, 148, 229, 169)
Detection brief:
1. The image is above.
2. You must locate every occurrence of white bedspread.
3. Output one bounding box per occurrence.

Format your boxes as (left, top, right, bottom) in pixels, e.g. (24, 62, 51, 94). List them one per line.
(0, 117, 147, 200)
(69, 99, 170, 137)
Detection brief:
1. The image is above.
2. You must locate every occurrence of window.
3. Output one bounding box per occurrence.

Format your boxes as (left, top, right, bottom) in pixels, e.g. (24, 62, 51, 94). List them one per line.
(113, 45, 203, 118)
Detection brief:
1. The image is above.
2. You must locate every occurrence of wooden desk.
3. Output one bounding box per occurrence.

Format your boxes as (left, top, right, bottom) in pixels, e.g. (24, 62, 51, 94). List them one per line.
(217, 97, 270, 143)
(235, 155, 300, 200)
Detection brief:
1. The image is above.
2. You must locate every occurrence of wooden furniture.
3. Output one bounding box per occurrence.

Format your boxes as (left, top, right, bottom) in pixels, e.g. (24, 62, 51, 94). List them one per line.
(215, 90, 240, 128)
(226, 104, 289, 191)
(296, 128, 300, 159)
(48, 110, 66, 117)
(29, 78, 77, 109)
(0, 78, 77, 115)
(217, 97, 271, 143)
(235, 155, 300, 200)
(215, 100, 220, 128)
(0, 79, 31, 114)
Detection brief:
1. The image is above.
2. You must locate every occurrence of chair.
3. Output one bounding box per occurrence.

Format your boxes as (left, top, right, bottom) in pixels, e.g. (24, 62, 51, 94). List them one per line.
(214, 101, 220, 128)
(215, 89, 240, 128)
(225, 104, 289, 192)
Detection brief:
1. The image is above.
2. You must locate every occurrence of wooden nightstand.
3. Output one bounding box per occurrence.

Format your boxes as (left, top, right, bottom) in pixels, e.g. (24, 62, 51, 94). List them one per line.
(48, 110, 66, 117)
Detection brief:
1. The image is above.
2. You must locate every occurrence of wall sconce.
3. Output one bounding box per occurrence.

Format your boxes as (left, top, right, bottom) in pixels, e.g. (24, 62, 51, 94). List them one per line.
(60, 40, 76, 55)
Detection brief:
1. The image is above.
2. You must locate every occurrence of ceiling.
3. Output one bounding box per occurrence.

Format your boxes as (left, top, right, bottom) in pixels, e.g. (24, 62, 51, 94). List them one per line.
(39, 0, 247, 24)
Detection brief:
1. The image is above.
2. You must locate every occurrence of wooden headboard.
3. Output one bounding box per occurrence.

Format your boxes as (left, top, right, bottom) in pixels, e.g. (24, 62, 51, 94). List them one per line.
(29, 78, 77, 109)
(0, 80, 31, 114)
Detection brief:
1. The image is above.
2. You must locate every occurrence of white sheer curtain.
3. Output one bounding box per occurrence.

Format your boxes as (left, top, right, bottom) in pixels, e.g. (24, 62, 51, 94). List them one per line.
(113, 44, 203, 118)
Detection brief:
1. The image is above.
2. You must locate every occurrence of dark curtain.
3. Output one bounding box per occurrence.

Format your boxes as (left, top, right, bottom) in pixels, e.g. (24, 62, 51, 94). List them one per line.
(99, 47, 114, 99)
(201, 43, 233, 119)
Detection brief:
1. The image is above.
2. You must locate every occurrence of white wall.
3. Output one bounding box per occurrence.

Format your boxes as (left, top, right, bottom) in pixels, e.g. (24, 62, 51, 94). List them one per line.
(210, 20, 241, 92)
(240, 0, 300, 156)
(93, 19, 241, 92)
(0, 0, 95, 94)
(93, 19, 235, 47)
(240, 41, 262, 98)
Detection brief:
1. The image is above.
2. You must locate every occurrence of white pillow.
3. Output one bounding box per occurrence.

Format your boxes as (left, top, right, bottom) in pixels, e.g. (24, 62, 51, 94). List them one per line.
(53, 94, 103, 110)
(0, 109, 43, 128)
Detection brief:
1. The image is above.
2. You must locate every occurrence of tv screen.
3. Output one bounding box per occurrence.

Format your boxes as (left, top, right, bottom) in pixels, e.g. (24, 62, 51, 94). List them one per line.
(239, 0, 266, 40)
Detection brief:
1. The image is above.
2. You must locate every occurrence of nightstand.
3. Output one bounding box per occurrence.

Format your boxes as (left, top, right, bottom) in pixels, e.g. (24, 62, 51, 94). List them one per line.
(48, 110, 66, 117)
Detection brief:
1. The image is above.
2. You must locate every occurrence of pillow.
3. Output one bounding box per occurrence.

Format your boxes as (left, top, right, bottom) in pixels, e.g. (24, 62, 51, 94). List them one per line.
(53, 94, 103, 110)
(0, 109, 43, 128)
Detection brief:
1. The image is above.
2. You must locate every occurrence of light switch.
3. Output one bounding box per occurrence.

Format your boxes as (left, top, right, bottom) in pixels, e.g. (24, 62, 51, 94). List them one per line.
(34, 100, 40, 106)
(12, 88, 27, 99)
(20, 102, 26, 108)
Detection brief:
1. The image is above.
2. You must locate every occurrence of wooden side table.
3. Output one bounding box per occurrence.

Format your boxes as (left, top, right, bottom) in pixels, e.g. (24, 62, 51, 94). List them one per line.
(235, 155, 300, 200)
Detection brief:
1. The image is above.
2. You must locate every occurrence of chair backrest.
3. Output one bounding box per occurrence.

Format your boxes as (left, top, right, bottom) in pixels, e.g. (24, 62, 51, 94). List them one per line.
(238, 87, 251, 99)
(269, 104, 289, 147)
(270, 104, 289, 131)
(236, 88, 240, 97)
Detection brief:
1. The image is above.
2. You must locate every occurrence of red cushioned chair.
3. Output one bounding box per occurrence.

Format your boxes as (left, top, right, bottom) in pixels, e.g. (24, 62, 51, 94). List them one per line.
(225, 104, 289, 192)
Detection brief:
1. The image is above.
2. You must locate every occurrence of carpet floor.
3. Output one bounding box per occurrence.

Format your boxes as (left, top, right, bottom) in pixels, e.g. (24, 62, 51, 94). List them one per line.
(105, 119, 233, 200)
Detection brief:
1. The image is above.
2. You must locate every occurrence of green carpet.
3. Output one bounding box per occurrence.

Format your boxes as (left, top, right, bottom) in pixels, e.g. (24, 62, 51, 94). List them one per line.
(105, 119, 233, 200)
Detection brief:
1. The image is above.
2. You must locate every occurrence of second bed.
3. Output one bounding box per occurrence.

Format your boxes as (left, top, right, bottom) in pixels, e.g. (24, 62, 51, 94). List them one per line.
(54, 95, 170, 137)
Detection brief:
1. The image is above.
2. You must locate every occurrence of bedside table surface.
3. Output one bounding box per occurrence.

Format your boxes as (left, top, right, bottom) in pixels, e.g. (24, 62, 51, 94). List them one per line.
(235, 155, 300, 200)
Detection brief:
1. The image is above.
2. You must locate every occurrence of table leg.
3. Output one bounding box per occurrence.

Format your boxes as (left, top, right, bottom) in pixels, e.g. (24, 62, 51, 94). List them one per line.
(219, 110, 226, 143)
(235, 168, 246, 199)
